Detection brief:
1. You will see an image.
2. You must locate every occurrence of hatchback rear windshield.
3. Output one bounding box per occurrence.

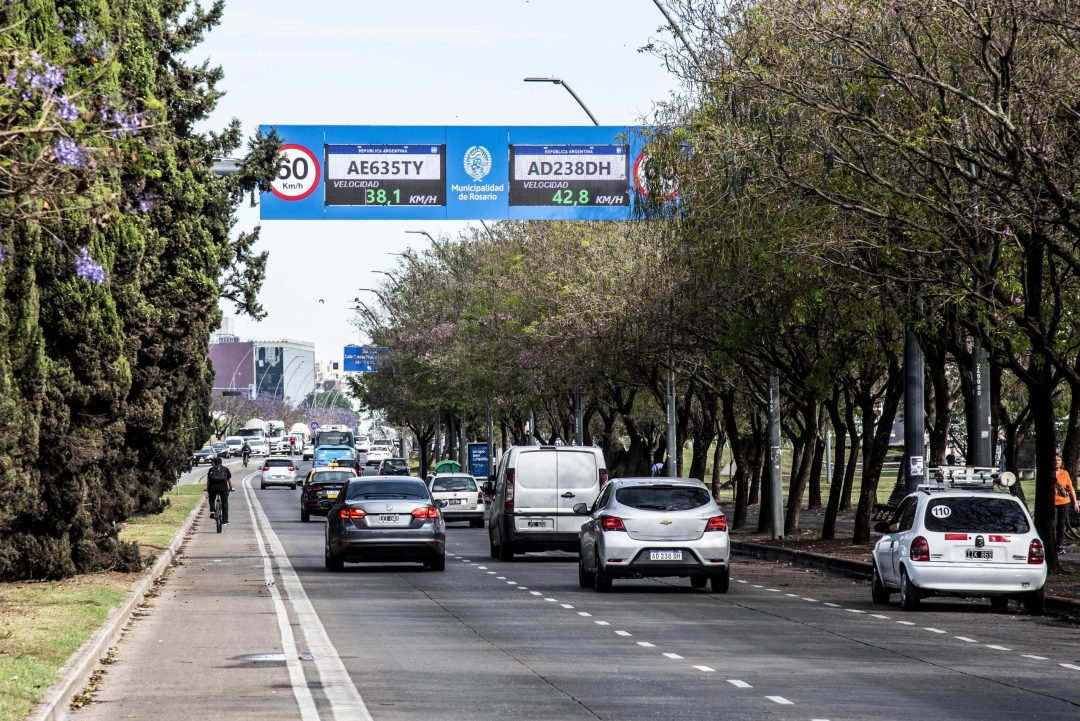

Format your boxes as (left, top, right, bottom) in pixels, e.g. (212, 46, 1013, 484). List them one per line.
(264, 458, 293, 467)
(616, 485, 712, 511)
(924, 497, 1030, 534)
(347, 481, 430, 501)
(383, 460, 408, 468)
(431, 476, 477, 492)
(311, 471, 353, 484)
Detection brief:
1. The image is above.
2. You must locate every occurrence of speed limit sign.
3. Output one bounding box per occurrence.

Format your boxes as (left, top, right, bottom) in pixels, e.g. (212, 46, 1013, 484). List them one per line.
(270, 144, 321, 201)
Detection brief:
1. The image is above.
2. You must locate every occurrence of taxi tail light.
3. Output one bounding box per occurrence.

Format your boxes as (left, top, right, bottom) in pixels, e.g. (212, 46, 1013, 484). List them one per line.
(288, 466, 295, 472)
(412, 506, 440, 519)
(599, 469, 609, 487)
(600, 515, 626, 532)
(505, 469, 515, 511)
(339, 507, 366, 520)
(1028, 538, 1045, 564)
(705, 515, 727, 532)
(910, 536, 930, 562)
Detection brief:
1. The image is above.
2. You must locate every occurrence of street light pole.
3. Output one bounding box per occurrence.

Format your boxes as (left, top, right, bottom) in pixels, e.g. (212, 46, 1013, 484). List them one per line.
(523, 77, 600, 127)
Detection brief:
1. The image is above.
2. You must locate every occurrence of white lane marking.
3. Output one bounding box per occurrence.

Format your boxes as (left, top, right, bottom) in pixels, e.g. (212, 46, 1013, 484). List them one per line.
(846, 609, 866, 614)
(727, 680, 752, 688)
(785, 593, 800, 597)
(496, 576, 506, 580)
(507, 581, 517, 585)
(544, 598, 558, 602)
(615, 630, 632, 637)
(560, 604, 574, 609)
(694, 665, 716, 672)
(802, 597, 818, 602)
(636, 641, 655, 648)
(461, 558, 470, 562)
(751, 584, 763, 588)
(823, 602, 841, 607)
(736, 580, 748, 584)
(985, 645, 1011, 651)
(477, 566, 487, 570)
(487, 571, 496, 575)
(766, 588, 781, 592)
(896, 621, 916, 625)
(1060, 663, 1080, 671)
(530, 591, 542, 596)
(1022, 654, 1049, 660)
(871, 614, 891, 619)
(595, 621, 610, 626)
(518, 586, 529, 590)
(245, 477, 374, 721)
(577, 611, 592, 617)
(954, 636, 977, 643)
(766, 696, 794, 705)
(662, 652, 684, 660)
(923, 627, 946, 634)
(242, 479, 320, 721)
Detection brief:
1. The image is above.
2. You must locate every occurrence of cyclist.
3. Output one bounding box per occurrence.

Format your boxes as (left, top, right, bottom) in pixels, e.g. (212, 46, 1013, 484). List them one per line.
(240, 441, 251, 467)
(206, 457, 235, 525)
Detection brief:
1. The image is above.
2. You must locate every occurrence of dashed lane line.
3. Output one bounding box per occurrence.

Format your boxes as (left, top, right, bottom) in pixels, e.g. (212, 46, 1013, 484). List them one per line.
(577, 611, 592, 617)
(1060, 663, 1080, 672)
(637, 641, 656, 648)
(693, 665, 716, 672)
(615, 630, 632, 637)
(727, 680, 752, 688)
(923, 627, 947, 634)
(985, 645, 1011, 651)
(595, 621, 610, 626)
(955, 636, 978, 643)
(1022, 654, 1049, 660)
(662, 652, 684, 660)
(560, 604, 574, 609)
(766, 696, 794, 705)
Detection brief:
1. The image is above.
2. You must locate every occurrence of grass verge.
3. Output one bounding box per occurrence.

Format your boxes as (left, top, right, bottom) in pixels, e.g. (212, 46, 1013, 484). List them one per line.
(0, 484, 202, 721)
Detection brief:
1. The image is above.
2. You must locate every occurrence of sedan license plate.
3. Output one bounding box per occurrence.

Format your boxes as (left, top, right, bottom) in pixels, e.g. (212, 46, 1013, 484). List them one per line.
(650, 550, 682, 561)
(965, 549, 993, 560)
(325, 490, 339, 499)
(447, 498, 463, 505)
(379, 514, 399, 523)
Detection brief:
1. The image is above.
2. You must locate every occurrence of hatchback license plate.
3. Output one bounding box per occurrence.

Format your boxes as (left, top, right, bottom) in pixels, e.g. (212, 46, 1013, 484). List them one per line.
(966, 549, 993, 560)
(379, 514, 399, 523)
(650, 550, 682, 561)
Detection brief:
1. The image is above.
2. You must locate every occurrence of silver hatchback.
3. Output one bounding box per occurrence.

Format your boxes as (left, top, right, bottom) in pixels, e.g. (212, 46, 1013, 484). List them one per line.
(260, 456, 299, 489)
(575, 478, 731, 593)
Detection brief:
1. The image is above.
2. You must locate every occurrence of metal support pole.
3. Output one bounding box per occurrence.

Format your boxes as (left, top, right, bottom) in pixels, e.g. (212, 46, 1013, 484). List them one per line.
(971, 338, 992, 466)
(434, 410, 442, 461)
(459, 413, 467, 469)
(904, 323, 927, 493)
(529, 410, 537, 446)
(825, 426, 832, 484)
(573, 389, 583, 446)
(767, 372, 783, 540)
(666, 362, 677, 478)
(487, 409, 495, 478)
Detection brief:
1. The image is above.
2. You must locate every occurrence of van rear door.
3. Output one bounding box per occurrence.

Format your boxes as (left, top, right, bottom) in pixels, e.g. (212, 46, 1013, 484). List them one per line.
(513, 449, 559, 532)
(555, 450, 600, 534)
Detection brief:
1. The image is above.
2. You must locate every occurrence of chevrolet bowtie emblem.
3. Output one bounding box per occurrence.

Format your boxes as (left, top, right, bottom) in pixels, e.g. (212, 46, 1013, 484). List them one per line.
(660, 519, 673, 525)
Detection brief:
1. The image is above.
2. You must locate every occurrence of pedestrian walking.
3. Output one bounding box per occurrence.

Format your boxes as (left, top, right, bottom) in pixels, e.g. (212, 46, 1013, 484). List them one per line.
(1054, 453, 1078, 554)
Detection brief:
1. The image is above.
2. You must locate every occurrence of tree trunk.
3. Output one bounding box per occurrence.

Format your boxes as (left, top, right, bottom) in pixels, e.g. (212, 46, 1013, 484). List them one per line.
(807, 421, 825, 509)
(925, 338, 951, 465)
(722, 390, 750, 530)
(785, 401, 819, 535)
(821, 395, 847, 541)
(841, 387, 860, 512)
(853, 361, 904, 544)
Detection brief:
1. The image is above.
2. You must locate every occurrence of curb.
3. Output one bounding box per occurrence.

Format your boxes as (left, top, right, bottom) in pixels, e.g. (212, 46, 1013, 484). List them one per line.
(28, 494, 207, 721)
(731, 539, 1080, 620)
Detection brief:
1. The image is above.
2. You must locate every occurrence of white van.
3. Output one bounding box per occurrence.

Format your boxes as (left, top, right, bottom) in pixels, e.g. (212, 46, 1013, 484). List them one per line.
(486, 445, 607, 561)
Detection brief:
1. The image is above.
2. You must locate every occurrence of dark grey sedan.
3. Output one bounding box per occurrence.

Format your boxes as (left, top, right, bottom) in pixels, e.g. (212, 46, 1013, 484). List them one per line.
(324, 477, 446, 572)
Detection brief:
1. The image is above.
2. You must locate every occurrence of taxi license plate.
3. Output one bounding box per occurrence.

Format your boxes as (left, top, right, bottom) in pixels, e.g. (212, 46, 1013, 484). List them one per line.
(966, 549, 993, 560)
(325, 490, 339, 499)
(379, 514, 399, 523)
(650, 550, 682, 561)
(448, 498, 463, 505)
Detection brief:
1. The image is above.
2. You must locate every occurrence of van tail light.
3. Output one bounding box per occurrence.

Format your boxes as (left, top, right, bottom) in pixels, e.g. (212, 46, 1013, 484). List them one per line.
(705, 515, 727, 532)
(412, 506, 440, 519)
(599, 469, 609, 487)
(1028, 538, 1045, 564)
(910, 536, 930, 562)
(600, 515, 626, 532)
(505, 469, 515, 511)
(339, 507, 366, 520)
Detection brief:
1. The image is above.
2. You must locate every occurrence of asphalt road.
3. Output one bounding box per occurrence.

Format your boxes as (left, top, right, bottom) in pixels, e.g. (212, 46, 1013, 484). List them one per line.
(75, 463, 1080, 721)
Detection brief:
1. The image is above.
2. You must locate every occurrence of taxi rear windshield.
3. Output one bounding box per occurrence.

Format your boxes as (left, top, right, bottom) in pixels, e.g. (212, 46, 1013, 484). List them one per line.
(924, 498, 1030, 533)
(616, 485, 712, 511)
(311, 471, 352, 483)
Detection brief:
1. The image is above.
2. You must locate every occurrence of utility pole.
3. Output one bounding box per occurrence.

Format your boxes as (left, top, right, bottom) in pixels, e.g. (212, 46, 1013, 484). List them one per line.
(767, 372, 783, 540)
(971, 340, 992, 466)
(434, 410, 442, 461)
(904, 310, 927, 493)
(666, 360, 677, 478)
(573, 389, 583, 445)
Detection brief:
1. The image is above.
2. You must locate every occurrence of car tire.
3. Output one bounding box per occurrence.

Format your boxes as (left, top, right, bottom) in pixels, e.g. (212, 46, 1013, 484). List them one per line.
(325, 547, 343, 572)
(425, 554, 446, 572)
(1022, 588, 1045, 616)
(498, 536, 515, 562)
(690, 574, 708, 589)
(470, 519, 484, 528)
(899, 568, 920, 611)
(990, 596, 1010, 613)
(871, 564, 891, 605)
(593, 551, 612, 592)
(489, 530, 500, 560)
(260, 483, 267, 490)
(578, 553, 595, 588)
(710, 569, 730, 594)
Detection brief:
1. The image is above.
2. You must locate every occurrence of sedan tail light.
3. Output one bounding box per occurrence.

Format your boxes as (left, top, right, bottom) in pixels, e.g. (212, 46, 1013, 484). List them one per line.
(1028, 538, 1045, 564)
(339, 507, 366, 520)
(705, 515, 727, 532)
(288, 467, 295, 472)
(600, 515, 626, 532)
(505, 469, 515, 511)
(910, 536, 930, 562)
(412, 506, 440, 519)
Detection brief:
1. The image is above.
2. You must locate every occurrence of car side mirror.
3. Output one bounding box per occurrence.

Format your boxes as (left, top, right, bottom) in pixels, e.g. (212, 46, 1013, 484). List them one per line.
(481, 481, 494, 496)
(435, 499, 448, 508)
(488, 474, 497, 484)
(873, 521, 890, 534)
(572, 502, 589, 515)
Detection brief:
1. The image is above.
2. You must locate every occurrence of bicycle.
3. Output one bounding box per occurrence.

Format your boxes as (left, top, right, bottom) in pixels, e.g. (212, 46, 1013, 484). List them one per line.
(242, 453, 250, 468)
(214, 492, 224, 533)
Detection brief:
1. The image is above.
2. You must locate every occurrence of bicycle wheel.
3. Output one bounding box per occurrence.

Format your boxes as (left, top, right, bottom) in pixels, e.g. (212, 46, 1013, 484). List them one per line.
(215, 494, 223, 533)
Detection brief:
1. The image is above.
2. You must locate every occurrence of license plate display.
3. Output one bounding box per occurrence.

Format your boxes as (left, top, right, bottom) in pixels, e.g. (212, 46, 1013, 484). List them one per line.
(379, 514, 399, 523)
(447, 498, 463, 505)
(965, 549, 993, 560)
(326, 490, 339, 499)
(650, 550, 682, 561)
(526, 519, 552, 529)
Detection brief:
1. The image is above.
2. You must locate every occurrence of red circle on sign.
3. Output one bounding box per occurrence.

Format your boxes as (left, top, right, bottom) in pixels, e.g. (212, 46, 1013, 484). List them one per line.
(633, 151, 679, 202)
(270, 144, 321, 202)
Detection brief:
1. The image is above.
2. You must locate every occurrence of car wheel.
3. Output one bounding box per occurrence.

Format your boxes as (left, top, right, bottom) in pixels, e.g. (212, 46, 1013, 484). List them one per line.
(301, 511, 310, 523)
(990, 596, 1010, 613)
(593, 551, 612, 592)
(871, 564, 891, 605)
(690, 574, 708, 589)
(494, 527, 514, 562)
(489, 529, 500, 559)
(578, 552, 595, 588)
(425, 554, 446, 572)
(260, 483, 267, 490)
(470, 519, 484, 528)
(899, 569, 920, 611)
(1022, 588, 1045, 616)
(325, 546, 343, 572)
(294, 483, 301, 490)
(710, 568, 730, 594)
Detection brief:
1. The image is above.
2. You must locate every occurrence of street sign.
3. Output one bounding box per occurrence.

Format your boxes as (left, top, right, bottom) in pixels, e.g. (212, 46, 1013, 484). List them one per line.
(467, 442, 490, 479)
(310, 421, 320, 431)
(344, 345, 384, 373)
(259, 125, 669, 221)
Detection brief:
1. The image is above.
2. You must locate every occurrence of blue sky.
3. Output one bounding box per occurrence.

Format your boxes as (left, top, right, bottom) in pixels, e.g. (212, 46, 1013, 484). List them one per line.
(198, 0, 683, 362)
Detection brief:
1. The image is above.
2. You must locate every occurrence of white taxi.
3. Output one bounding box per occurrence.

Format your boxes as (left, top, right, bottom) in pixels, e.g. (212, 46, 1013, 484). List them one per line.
(871, 467, 1046, 614)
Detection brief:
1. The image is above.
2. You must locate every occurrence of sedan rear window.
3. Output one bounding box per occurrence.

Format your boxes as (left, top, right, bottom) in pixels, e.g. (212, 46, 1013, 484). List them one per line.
(924, 497, 1030, 534)
(347, 481, 429, 500)
(615, 485, 712, 511)
(431, 476, 477, 492)
(311, 471, 353, 483)
(264, 458, 293, 467)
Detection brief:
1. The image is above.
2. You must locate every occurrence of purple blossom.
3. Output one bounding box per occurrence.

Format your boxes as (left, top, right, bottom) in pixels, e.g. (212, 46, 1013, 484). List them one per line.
(137, 198, 151, 213)
(0, 247, 7, 264)
(101, 107, 141, 137)
(75, 247, 107, 284)
(53, 137, 85, 167)
(72, 22, 87, 47)
(1002, 226, 1013, 236)
(27, 62, 64, 94)
(4, 70, 16, 88)
(54, 95, 78, 123)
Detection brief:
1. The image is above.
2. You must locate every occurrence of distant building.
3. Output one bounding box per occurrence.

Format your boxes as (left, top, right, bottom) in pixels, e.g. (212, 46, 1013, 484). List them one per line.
(209, 337, 315, 405)
(315, 359, 345, 392)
